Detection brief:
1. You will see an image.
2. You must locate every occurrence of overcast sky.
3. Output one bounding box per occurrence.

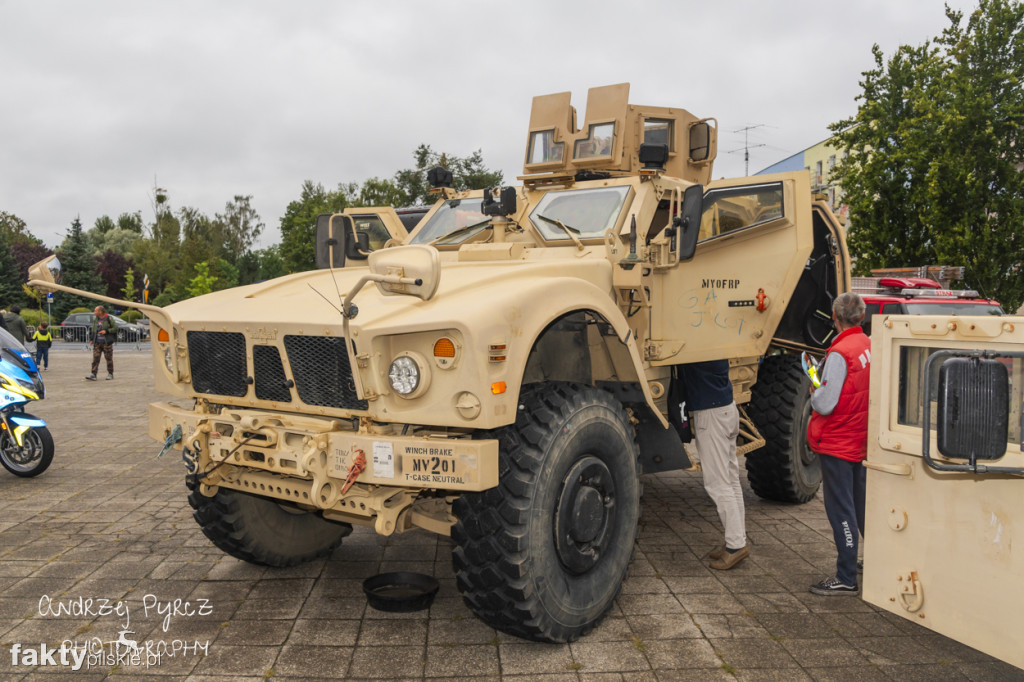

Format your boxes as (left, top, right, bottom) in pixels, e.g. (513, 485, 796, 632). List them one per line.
(1, 0, 980, 250)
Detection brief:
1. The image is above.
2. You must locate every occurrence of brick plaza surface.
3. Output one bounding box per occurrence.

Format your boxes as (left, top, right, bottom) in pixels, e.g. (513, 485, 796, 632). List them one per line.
(0, 348, 1019, 680)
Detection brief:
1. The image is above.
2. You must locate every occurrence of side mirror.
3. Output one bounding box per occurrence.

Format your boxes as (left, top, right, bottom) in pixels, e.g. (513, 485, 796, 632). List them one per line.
(27, 255, 62, 288)
(346, 231, 370, 261)
(936, 357, 1008, 460)
(689, 121, 711, 163)
(677, 184, 704, 261)
(368, 245, 441, 302)
(315, 214, 353, 269)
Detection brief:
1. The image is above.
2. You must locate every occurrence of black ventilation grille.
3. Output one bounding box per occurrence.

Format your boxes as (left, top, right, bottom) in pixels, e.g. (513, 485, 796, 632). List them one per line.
(253, 345, 292, 402)
(284, 335, 368, 410)
(187, 331, 248, 397)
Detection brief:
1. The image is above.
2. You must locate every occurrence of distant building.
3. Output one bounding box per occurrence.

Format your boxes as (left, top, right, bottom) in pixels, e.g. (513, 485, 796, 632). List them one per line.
(757, 137, 848, 223)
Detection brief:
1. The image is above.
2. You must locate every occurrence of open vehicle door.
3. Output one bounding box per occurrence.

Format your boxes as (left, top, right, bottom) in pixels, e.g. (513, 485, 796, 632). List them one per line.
(648, 171, 847, 365)
(863, 314, 1024, 670)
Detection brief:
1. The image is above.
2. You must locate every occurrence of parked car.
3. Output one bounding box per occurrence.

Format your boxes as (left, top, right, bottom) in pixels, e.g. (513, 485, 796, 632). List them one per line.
(59, 312, 149, 341)
(853, 276, 1003, 336)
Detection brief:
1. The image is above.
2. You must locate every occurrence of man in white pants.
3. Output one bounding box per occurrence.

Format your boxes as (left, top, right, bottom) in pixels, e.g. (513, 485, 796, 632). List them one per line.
(680, 360, 749, 570)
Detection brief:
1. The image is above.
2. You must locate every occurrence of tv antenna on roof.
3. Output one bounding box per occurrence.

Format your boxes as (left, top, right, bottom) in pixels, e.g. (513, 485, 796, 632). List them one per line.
(727, 124, 767, 176)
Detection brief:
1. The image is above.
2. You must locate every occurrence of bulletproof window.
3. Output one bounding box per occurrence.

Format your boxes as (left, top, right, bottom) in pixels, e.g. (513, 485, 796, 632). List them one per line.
(530, 185, 630, 241)
(643, 119, 674, 151)
(698, 182, 784, 241)
(897, 346, 1022, 445)
(573, 123, 615, 160)
(528, 130, 565, 165)
(409, 198, 487, 245)
(350, 215, 393, 251)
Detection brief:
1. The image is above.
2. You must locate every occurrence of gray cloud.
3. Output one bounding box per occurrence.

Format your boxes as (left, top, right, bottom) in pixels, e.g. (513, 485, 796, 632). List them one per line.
(0, 0, 979, 248)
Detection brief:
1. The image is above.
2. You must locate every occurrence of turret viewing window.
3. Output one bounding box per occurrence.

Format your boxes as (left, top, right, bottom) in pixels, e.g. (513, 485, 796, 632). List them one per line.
(528, 130, 565, 164)
(573, 123, 615, 160)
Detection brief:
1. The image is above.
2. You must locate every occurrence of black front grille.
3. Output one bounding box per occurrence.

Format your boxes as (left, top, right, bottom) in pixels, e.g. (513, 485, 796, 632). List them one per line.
(284, 335, 367, 410)
(253, 345, 292, 402)
(187, 331, 248, 397)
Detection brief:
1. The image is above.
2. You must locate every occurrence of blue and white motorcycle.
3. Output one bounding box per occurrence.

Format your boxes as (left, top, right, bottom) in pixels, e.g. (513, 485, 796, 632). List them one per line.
(0, 327, 52, 477)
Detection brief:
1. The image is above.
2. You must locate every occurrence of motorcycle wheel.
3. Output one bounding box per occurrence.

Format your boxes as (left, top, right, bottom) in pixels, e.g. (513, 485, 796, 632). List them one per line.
(0, 426, 54, 477)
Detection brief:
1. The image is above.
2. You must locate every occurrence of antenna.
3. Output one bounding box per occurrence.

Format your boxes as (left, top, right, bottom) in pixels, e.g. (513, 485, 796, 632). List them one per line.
(727, 125, 768, 176)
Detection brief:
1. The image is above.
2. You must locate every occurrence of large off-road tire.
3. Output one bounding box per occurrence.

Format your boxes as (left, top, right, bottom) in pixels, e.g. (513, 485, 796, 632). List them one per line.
(745, 354, 821, 503)
(188, 484, 351, 567)
(0, 423, 54, 478)
(452, 383, 641, 643)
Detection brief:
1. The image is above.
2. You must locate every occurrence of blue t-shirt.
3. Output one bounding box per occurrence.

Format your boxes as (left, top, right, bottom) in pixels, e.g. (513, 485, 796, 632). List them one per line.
(679, 359, 733, 411)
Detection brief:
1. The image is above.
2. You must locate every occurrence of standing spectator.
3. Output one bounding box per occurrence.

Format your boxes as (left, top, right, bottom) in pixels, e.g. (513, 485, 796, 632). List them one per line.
(31, 321, 53, 370)
(86, 305, 117, 381)
(679, 359, 749, 570)
(2, 306, 30, 345)
(807, 292, 871, 596)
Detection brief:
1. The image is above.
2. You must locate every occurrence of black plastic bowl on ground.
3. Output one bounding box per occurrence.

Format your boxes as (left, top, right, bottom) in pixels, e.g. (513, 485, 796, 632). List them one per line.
(362, 572, 440, 612)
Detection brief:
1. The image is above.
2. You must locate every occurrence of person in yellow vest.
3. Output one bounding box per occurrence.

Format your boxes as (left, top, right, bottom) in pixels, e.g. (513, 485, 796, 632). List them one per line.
(31, 321, 53, 370)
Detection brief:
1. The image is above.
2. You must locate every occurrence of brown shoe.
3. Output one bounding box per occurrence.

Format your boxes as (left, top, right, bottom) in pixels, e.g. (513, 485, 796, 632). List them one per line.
(707, 545, 727, 561)
(709, 545, 749, 570)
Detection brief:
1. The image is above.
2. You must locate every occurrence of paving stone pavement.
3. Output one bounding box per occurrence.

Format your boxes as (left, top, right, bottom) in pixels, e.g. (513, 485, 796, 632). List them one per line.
(1, 348, 1020, 680)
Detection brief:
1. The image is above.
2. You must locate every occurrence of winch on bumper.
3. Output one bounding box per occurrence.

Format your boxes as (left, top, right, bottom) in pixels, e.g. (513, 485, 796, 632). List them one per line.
(149, 401, 498, 536)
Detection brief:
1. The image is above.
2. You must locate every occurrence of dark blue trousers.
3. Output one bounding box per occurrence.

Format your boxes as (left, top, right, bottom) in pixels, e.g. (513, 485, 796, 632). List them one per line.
(819, 454, 866, 586)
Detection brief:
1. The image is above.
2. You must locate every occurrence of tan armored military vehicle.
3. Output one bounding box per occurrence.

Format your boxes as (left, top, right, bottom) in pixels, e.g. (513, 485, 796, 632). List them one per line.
(30, 84, 850, 642)
(862, 313, 1023, 670)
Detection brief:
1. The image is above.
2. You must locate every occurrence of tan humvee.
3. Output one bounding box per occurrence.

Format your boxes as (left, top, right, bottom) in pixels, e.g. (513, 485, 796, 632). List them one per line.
(29, 84, 850, 642)
(862, 313, 1023, 670)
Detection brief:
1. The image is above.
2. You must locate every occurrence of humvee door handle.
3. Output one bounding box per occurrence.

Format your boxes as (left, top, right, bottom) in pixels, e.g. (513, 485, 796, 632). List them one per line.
(862, 461, 913, 477)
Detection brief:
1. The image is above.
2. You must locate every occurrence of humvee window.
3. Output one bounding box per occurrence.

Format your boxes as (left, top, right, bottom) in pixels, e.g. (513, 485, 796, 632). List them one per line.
(528, 130, 564, 164)
(410, 198, 487, 245)
(643, 118, 674, 150)
(573, 123, 615, 160)
(351, 215, 394, 251)
(698, 183, 784, 241)
(897, 345, 1023, 444)
(529, 185, 630, 241)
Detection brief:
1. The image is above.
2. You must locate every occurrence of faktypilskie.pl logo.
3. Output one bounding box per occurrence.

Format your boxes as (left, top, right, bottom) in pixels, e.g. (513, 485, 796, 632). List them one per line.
(9, 593, 212, 671)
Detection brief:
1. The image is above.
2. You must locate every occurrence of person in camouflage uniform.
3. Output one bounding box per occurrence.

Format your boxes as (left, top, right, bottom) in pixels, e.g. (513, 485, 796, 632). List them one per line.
(86, 305, 118, 381)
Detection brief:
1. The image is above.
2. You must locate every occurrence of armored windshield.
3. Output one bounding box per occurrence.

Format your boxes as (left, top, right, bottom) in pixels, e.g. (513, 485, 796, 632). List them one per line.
(529, 186, 630, 241)
(410, 198, 487, 246)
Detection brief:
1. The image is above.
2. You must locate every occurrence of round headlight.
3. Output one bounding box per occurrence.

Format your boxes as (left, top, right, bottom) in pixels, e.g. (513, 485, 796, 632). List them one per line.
(389, 355, 420, 395)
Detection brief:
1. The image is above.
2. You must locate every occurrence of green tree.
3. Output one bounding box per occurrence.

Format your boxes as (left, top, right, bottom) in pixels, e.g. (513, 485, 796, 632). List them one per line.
(922, 0, 1024, 310)
(358, 177, 407, 207)
(186, 262, 218, 298)
(209, 258, 239, 292)
(831, 0, 1024, 309)
(215, 195, 263, 262)
(94, 215, 116, 234)
(132, 189, 182, 299)
(55, 217, 103, 318)
(122, 267, 138, 305)
(0, 231, 20, 307)
(117, 211, 144, 233)
(392, 145, 503, 206)
(0, 211, 43, 249)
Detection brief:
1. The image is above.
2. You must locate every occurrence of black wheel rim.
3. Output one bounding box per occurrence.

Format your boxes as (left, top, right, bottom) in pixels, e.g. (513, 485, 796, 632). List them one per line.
(0, 431, 43, 473)
(554, 455, 616, 574)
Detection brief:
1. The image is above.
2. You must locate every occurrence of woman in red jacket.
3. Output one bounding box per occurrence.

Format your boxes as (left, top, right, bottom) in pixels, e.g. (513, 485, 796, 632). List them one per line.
(807, 292, 870, 596)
